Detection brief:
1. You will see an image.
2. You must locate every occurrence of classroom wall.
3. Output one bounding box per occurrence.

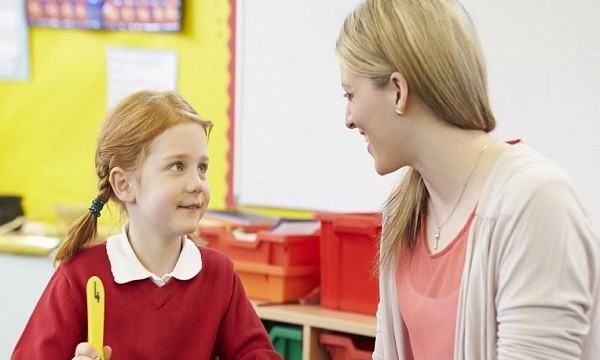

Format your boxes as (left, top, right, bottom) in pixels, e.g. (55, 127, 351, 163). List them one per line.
(0, 1, 232, 223)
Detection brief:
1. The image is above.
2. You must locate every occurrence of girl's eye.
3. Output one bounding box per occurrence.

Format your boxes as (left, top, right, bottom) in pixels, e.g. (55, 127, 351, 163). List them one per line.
(168, 162, 185, 172)
(343, 92, 354, 100)
(198, 163, 209, 175)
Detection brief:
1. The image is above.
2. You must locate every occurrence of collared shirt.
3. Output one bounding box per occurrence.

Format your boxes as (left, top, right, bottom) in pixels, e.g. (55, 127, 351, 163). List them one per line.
(106, 226, 202, 287)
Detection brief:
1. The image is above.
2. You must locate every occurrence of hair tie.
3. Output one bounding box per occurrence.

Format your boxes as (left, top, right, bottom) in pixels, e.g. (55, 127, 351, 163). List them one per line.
(89, 198, 105, 218)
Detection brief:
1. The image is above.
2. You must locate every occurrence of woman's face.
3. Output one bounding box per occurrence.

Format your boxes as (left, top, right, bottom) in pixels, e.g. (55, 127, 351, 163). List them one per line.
(340, 66, 413, 175)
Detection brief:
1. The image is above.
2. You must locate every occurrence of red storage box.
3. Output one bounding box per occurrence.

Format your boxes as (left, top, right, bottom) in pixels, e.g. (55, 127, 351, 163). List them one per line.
(197, 225, 320, 267)
(317, 213, 380, 315)
(235, 261, 319, 302)
(320, 333, 374, 360)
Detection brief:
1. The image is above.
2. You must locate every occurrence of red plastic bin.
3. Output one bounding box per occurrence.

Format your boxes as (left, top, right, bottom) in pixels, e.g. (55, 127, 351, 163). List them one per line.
(319, 333, 374, 360)
(317, 213, 380, 315)
(197, 225, 320, 267)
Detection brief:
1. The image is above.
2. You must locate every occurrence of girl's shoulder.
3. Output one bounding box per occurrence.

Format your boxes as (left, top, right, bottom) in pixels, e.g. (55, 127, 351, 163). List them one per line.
(56, 242, 111, 285)
(198, 246, 235, 273)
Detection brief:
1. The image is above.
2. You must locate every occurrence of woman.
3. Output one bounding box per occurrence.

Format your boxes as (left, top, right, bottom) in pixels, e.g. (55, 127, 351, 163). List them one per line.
(336, 0, 600, 359)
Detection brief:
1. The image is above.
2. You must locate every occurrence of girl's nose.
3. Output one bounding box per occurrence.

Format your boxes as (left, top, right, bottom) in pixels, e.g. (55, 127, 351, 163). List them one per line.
(186, 173, 205, 193)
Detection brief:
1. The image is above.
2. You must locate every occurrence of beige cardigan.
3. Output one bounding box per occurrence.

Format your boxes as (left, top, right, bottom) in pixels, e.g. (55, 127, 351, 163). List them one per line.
(373, 144, 600, 360)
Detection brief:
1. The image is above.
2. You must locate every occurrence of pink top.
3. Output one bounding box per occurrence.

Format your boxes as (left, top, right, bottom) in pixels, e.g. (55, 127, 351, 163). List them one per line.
(396, 209, 476, 360)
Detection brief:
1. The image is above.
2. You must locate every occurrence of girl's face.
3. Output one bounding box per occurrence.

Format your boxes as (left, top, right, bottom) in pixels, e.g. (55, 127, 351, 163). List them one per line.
(340, 66, 413, 175)
(128, 122, 210, 239)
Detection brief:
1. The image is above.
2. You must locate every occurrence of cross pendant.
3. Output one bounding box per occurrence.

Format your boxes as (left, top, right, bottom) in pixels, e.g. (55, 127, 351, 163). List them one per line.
(434, 230, 440, 250)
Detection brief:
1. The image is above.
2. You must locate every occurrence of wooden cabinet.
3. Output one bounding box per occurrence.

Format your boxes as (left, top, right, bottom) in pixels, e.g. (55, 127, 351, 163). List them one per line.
(254, 303, 376, 360)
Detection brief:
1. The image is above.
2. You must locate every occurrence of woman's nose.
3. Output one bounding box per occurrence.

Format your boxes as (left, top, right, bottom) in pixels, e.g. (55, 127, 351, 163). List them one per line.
(345, 111, 355, 129)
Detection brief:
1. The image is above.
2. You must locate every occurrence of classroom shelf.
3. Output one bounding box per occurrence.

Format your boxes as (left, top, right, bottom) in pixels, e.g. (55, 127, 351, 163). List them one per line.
(253, 302, 376, 360)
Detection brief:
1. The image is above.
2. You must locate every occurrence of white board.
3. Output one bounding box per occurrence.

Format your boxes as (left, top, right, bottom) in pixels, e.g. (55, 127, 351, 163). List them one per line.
(234, 0, 600, 224)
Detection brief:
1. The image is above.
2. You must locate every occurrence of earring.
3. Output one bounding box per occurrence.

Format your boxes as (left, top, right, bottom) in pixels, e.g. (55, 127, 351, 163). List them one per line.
(394, 108, 403, 115)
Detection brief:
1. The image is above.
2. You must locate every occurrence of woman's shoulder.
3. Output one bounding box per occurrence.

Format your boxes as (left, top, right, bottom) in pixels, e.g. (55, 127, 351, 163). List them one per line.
(480, 143, 577, 214)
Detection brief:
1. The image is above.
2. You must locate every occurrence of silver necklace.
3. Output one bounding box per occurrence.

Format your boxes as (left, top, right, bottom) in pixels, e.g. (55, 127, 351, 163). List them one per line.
(430, 143, 490, 250)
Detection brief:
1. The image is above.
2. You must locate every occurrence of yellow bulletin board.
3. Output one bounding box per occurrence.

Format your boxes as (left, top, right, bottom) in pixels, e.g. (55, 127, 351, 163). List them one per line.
(0, 0, 232, 223)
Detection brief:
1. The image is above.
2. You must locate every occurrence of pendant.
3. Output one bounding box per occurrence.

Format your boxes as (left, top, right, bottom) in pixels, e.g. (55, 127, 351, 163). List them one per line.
(434, 230, 440, 250)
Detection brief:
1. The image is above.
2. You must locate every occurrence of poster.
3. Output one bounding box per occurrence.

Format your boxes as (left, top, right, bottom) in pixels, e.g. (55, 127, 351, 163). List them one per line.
(26, 0, 181, 32)
(106, 47, 178, 108)
(0, 0, 30, 81)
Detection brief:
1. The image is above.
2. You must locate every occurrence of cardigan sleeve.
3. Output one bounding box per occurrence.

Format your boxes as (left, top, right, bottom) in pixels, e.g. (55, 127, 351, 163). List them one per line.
(215, 265, 282, 360)
(11, 266, 86, 360)
(495, 180, 600, 360)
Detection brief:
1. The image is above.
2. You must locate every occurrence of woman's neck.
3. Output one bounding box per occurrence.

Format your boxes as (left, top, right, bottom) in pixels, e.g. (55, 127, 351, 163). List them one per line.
(412, 124, 506, 215)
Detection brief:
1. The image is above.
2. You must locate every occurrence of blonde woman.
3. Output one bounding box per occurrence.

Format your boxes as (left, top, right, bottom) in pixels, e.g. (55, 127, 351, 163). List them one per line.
(336, 0, 599, 359)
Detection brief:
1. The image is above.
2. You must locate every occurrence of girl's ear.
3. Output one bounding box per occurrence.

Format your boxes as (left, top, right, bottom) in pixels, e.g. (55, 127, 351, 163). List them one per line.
(389, 71, 409, 115)
(109, 167, 135, 203)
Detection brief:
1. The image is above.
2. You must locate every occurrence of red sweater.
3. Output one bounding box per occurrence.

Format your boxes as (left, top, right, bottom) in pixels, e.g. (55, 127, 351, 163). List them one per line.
(11, 244, 281, 360)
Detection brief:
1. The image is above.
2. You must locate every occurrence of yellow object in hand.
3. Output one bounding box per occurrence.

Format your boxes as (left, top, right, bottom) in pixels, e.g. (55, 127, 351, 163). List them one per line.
(86, 276, 105, 360)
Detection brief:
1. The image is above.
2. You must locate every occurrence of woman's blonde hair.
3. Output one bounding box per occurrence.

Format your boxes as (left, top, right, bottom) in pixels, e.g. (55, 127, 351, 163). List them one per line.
(336, 0, 496, 271)
(54, 90, 213, 263)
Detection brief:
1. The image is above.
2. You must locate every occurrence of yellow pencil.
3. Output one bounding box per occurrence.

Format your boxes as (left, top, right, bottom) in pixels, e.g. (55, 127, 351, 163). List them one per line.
(86, 276, 105, 360)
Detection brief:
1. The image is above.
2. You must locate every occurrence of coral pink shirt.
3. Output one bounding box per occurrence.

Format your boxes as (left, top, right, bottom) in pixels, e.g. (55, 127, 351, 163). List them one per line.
(396, 209, 476, 360)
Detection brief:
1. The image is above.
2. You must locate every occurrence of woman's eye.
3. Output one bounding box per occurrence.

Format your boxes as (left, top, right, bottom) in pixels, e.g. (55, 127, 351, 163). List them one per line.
(343, 92, 354, 100)
(168, 162, 185, 172)
(198, 163, 209, 174)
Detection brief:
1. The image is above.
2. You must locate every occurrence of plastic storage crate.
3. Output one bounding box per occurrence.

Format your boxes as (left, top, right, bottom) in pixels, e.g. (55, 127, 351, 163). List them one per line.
(319, 333, 374, 360)
(269, 325, 302, 360)
(198, 225, 320, 267)
(235, 261, 319, 302)
(317, 213, 380, 315)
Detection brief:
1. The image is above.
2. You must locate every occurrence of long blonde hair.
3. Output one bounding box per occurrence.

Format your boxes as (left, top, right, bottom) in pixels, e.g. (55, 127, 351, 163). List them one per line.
(336, 0, 496, 271)
(54, 90, 213, 263)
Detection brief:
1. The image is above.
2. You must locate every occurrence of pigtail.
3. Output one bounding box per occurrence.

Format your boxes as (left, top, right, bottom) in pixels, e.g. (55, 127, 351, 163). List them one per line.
(54, 166, 112, 264)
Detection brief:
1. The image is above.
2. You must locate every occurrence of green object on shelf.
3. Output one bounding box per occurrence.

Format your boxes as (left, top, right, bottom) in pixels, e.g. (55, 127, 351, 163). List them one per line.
(269, 325, 302, 360)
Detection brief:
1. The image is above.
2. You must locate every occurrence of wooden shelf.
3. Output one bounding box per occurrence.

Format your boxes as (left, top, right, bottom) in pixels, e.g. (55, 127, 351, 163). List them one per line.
(253, 302, 376, 360)
(254, 303, 376, 337)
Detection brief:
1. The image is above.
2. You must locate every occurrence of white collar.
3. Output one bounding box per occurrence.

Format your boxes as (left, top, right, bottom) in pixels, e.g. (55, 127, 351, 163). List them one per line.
(106, 226, 202, 286)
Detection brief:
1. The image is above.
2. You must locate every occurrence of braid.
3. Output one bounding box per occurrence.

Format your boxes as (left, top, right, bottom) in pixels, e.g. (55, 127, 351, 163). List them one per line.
(96, 164, 112, 203)
(54, 164, 113, 263)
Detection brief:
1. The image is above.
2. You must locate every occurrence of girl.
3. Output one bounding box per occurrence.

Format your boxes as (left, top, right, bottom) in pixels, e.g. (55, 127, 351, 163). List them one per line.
(336, 0, 600, 359)
(11, 90, 281, 360)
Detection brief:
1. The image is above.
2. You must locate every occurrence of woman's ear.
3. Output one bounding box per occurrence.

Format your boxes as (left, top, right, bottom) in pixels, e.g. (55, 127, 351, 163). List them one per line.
(109, 167, 135, 203)
(389, 71, 408, 115)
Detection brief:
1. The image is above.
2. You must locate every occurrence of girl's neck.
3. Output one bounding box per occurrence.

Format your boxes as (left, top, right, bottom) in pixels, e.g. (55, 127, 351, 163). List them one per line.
(126, 223, 183, 277)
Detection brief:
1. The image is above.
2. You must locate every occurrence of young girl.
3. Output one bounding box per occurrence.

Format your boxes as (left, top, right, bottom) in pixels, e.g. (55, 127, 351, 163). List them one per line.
(337, 0, 599, 359)
(11, 90, 281, 360)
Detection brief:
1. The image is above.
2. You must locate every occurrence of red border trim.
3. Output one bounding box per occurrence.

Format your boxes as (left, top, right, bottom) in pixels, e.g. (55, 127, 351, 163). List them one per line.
(226, 0, 236, 208)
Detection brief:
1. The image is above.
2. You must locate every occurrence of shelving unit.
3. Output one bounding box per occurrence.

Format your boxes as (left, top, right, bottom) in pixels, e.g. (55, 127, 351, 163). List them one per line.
(254, 303, 376, 360)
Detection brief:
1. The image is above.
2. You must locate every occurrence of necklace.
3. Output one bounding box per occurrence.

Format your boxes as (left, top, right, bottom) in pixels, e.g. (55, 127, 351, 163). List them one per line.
(430, 143, 490, 250)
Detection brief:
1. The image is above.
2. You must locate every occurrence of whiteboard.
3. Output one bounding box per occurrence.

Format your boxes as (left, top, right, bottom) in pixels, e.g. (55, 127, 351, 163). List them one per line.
(234, 0, 600, 224)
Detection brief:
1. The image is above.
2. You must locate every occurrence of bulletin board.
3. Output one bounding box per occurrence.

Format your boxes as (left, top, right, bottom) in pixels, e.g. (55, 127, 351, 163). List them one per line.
(0, 0, 233, 222)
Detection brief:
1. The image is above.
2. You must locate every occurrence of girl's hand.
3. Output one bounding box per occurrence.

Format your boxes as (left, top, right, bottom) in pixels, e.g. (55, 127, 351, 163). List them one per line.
(73, 342, 112, 360)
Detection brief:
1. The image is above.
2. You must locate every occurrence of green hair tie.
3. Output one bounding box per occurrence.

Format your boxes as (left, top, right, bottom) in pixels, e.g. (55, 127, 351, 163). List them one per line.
(89, 198, 105, 218)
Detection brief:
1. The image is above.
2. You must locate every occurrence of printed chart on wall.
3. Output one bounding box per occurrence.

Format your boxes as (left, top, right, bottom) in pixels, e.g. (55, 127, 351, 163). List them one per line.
(106, 47, 178, 109)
